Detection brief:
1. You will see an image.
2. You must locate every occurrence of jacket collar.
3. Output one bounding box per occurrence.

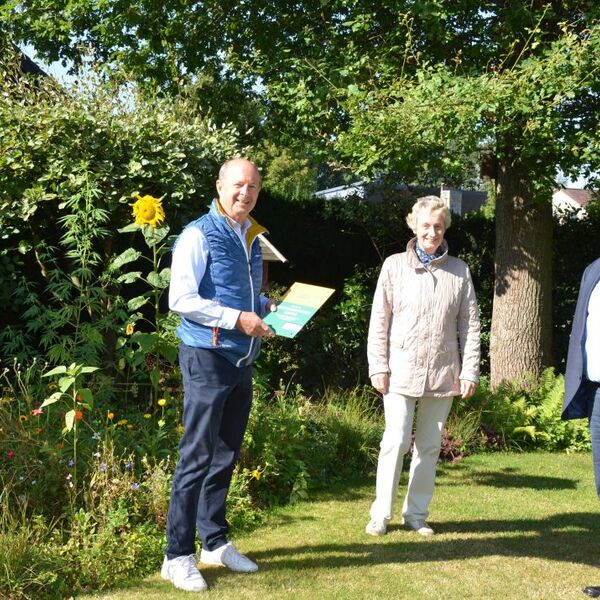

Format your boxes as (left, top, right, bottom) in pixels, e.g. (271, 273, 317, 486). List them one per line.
(406, 237, 449, 270)
(211, 199, 268, 254)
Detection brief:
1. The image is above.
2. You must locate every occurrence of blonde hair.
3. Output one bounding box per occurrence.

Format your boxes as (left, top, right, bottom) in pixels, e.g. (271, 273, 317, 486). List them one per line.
(406, 196, 451, 232)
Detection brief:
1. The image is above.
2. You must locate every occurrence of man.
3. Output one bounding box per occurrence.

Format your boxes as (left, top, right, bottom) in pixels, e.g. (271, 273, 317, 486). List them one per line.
(161, 158, 275, 592)
(562, 256, 600, 599)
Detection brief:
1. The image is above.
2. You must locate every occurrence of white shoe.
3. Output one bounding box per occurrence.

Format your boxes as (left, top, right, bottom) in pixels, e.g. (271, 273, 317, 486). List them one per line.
(403, 518, 434, 536)
(365, 519, 387, 536)
(200, 542, 258, 573)
(161, 554, 208, 592)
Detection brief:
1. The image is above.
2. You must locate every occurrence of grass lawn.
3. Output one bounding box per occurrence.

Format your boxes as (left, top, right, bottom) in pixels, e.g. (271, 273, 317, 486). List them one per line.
(81, 452, 600, 600)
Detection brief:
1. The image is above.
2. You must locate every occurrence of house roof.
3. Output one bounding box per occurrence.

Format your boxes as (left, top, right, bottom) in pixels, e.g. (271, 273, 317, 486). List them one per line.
(556, 188, 592, 207)
(258, 233, 287, 263)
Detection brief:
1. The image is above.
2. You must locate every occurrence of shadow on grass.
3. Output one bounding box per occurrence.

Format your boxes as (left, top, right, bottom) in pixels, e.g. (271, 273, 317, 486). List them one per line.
(441, 471, 579, 490)
(437, 463, 580, 490)
(243, 512, 600, 570)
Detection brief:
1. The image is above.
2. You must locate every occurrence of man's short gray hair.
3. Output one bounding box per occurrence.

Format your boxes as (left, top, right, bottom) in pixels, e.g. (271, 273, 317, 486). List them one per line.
(218, 158, 262, 183)
(406, 196, 451, 232)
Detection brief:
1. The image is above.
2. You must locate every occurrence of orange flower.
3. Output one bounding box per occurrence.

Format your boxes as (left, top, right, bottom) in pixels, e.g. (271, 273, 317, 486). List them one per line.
(75, 410, 84, 421)
(107, 411, 115, 420)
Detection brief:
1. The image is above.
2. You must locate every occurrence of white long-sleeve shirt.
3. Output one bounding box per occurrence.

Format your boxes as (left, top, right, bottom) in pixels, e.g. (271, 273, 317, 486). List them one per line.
(585, 280, 600, 382)
(169, 218, 268, 329)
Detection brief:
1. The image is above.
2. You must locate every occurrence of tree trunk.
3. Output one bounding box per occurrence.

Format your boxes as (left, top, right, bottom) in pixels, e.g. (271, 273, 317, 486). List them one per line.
(490, 158, 553, 388)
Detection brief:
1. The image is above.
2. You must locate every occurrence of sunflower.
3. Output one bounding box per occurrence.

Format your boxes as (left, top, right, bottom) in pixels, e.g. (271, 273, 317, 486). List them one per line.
(130, 194, 165, 228)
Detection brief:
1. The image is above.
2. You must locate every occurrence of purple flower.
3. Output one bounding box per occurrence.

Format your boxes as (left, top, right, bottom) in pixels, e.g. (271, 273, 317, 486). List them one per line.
(99, 463, 107, 472)
(131, 482, 140, 490)
(68, 458, 75, 467)
(125, 462, 133, 470)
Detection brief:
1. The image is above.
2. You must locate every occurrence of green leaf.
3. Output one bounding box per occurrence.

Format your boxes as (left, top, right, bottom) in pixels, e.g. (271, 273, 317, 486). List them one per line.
(77, 387, 94, 407)
(42, 366, 67, 378)
(142, 224, 169, 247)
(40, 391, 63, 408)
(158, 338, 178, 363)
(58, 376, 75, 392)
(150, 367, 160, 389)
(128, 296, 148, 311)
(147, 267, 171, 288)
(117, 271, 143, 284)
(65, 409, 75, 432)
(133, 331, 158, 352)
(109, 248, 142, 271)
(118, 223, 141, 233)
(80, 366, 99, 374)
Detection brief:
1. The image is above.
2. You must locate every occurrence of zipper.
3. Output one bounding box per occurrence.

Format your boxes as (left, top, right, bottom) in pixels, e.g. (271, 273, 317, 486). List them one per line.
(236, 239, 256, 367)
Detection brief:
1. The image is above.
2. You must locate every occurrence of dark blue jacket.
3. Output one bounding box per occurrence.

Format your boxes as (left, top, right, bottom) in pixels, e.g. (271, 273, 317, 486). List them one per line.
(562, 257, 600, 420)
(176, 200, 266, 367)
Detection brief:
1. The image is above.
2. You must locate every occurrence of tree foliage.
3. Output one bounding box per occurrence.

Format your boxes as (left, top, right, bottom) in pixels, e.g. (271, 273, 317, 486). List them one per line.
(3, 1, 600, 384)
(0, 55, 242, 363)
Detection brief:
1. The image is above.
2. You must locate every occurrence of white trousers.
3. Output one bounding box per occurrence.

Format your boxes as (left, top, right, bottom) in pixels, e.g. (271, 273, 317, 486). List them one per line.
(370, 393, 453, 523)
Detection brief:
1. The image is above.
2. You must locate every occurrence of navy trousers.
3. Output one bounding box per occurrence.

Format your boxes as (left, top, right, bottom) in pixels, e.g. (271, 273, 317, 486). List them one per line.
(591, 388, 600, 500)
(165, 344, 253, 556)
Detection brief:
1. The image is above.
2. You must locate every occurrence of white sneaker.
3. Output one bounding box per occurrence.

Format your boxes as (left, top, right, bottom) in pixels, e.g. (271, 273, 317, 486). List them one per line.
(161, 554, 208, 592)
(403, 518, 434, 536)
(365, 519, 387, 536)
(200, 542, 258, 573)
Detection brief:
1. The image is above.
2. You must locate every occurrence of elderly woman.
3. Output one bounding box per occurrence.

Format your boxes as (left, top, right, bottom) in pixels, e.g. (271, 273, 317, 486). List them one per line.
(365, 196, 480, 537)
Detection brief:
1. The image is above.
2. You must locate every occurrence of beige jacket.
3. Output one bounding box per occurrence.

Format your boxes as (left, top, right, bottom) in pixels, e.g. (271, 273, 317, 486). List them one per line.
(367, 238, 480, 398)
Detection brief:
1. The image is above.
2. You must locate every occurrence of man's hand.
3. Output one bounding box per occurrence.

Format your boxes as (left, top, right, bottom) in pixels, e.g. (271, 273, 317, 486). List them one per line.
(460, 379, 476, 399)
(236, 311, 274, 337)
(371, 373, 389, 395)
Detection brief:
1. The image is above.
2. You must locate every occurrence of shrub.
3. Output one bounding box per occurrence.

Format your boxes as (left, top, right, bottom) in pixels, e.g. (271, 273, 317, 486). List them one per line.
(454, 369, 591, 453)
(0, 57, 242, 373)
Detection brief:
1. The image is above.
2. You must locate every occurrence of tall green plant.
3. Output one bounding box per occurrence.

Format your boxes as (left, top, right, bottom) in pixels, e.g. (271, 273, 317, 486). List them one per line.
(41, 362, 99, 494)
(110, 194, 176, 404)
(4, 173, 116, 366)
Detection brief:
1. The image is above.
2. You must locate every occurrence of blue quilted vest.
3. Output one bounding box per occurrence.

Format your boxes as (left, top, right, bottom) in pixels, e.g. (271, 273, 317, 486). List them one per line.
(175, 200, 266, 367)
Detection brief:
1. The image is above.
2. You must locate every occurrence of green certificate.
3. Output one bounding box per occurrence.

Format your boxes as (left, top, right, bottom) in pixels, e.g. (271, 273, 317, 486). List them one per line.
(263, 282, 335, 338)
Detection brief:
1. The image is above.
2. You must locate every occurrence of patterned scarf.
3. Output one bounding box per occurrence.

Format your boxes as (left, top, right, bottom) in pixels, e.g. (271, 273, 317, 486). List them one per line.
(414, 243, 444, 266)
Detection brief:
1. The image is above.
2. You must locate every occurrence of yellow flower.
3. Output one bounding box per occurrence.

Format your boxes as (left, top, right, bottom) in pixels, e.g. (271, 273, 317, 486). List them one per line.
(252, 469, 262, 480)
(19, 415, 28, 423)
(130, 194, 165, 228)
(143, 413, 152, 419)
(177, 424, 185, 434)
(107, 411, 115, 420)
(117, 419, 128, 426)
(125, 323, 135, 336)
(157, 398, 167, 407)
(158, 419, 165, 428)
